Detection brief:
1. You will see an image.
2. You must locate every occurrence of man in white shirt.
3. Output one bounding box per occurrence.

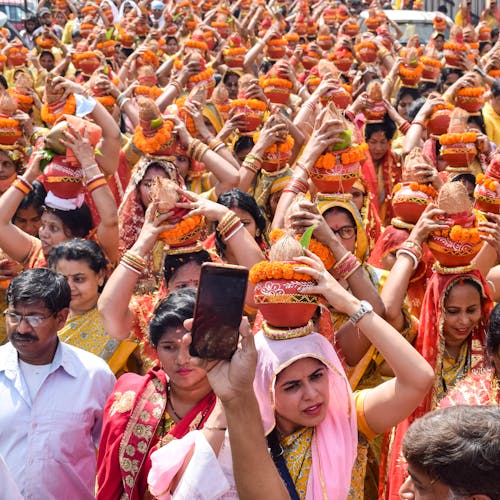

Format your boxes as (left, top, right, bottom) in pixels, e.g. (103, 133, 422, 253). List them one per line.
(0, 268, 115, 500)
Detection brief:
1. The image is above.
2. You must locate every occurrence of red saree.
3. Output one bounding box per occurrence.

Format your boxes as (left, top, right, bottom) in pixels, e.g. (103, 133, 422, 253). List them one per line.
(96, 367, 215, 500)
(381, 270, 492, 499)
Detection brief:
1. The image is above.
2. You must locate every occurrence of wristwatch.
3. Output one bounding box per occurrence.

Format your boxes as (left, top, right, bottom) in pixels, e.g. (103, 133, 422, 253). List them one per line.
(349, 300, 374, 325)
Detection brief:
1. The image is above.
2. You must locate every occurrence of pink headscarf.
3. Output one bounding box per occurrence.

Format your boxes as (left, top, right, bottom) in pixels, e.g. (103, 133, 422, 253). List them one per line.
(253, 331, 358, 500)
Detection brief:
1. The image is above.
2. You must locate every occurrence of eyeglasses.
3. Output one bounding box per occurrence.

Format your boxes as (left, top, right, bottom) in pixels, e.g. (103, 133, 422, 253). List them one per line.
(3, 310, 55, 328)
(332, 226, 356, 240)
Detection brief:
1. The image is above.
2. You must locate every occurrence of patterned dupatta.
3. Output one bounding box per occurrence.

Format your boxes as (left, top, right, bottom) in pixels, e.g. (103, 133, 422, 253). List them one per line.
(96, 368, 215, 500)
(381, 270, 493, 499)
(361, 149, 401, 227)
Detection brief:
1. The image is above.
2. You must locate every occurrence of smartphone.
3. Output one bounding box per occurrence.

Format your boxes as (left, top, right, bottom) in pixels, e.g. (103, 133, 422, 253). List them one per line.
(189, 262, 249, 360)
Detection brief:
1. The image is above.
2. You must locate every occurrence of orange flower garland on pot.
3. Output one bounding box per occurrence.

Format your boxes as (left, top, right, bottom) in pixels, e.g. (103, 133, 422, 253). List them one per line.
(398, 48, 423, 88)
(0, 92, 22, 146)
(253, 132, 294, 172)
(392, 148, 438, 224)
(474, 154, 500, 214)
(427, 182, 484, 269)
(427, 100, 454, 136)
(250, 234, 318, 330)
(354, 39, 378, 63)
(455, 75, 485, 115)
(151, 177, 206, 248)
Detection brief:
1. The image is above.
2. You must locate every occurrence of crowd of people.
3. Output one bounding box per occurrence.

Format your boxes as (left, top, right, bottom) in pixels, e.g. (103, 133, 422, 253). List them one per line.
(0, 0, 500, 498)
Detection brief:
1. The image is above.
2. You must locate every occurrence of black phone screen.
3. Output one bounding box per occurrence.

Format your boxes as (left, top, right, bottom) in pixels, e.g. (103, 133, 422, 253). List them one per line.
(189, 263, 249, 360)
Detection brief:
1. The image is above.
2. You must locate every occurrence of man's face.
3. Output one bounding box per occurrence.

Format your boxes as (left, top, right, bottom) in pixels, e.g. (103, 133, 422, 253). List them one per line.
(41, 13, 52, 26)
(399, 464, 457, 499)
(6, 300, 68, 365)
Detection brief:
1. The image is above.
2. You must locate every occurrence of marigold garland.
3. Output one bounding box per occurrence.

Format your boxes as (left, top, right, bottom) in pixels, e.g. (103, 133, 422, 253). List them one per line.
(40, 94, 77, 126)
(456, 87, 485, 97)
(230, 98, 267, 111)
(223, 47, 246, 56)
(355, 41, 377, 52)
(138, 50, 159, 68)
(432, 102, 454, 112)
(188, 66, 215, 84)
(439, 132, 477, 145)
(420, 56, 443, 68)
(476, 173, 499, 191)
(96, 95, 116, 109)
(185, 39, 208, 51)
(432, 215, 482, 244)
(249, 261, 314, 284)
(134, 85, 163, 98)
(267, 38, 288, 47)
(132, 120, 174, 154)
(399, 64, 424, 78)
(444, 42, 467, 51)
(393, 182, 438, 197)
(488, 69, 500, 78)
(313, 142, 368, 169)
(252, 132, 294, 155)
(36, 36, 55, 49)
(159, 214, 203, 243)
(72, 51, 99, 62)
(260, 76, 293, 89)
(9, 90, 33, 106)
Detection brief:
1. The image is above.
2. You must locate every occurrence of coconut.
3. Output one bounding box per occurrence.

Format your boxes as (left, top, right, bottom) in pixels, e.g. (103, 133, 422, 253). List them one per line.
(437, 181, 472, 214)
(269, 232, 305, 261)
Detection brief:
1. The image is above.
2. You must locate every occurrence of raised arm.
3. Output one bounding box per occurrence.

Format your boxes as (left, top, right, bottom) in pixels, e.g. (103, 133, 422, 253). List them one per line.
(295, 253, 434, 435)
(0, 153, 43, 263)
(98, 203, 172, 340)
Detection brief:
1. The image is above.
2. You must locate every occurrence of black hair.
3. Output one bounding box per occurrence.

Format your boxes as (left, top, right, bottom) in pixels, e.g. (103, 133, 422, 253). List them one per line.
(322, 205, 356, 228)
(491, 78, 500, 97)
(7, 268, 71, 313)
(0, 75, 8, 90)
(39, 50, 55, 61)
(148, 287, 196, 348)
(403, 406, 500, 499)
(47, 239, 107, 275)
(163, 249, 211, 287)
(487, 303, 500, 354)
(395, 86, 421, 107)
(364, 114, 397, 141)
(215, 189, 267, 257)
(418, 81, 438, 96)
(407, 97, 426, 122)
(439, 68, 464, 93)
(467, 113, 487, 134)
(16, 180, 46, 214)
(233, 135, 254, 155)
(43, 203, 94, 238)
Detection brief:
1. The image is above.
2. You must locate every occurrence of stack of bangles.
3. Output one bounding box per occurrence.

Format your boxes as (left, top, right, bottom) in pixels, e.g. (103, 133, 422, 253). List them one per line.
(168, 80, 183, 96)
(116, 93, 130, 108)
(217, 210, 244, 243)
(187, 138, 210, 162)
(399, 121, 411, 134)
(242, 153, 262, 174)
(283, 176, 308, 195)
(12, 176, 33, 195)
(208, 137, 226, 153)
(395, 240, 422, 271)
(120, 250, 147, 275)
(84, 166, 107, 193)
(332, 252, 361, 281)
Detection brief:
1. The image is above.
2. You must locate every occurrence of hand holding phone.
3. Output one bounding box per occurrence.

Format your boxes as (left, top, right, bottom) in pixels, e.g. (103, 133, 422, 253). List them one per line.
(189, 263, 249, 360)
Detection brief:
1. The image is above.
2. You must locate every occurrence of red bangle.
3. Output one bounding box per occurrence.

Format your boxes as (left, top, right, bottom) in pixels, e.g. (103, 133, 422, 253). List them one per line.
(12, 177, 33, 195)
(86, 177, 108, 192)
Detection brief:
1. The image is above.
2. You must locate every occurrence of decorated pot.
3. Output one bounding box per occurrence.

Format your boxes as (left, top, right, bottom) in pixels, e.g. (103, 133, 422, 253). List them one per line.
(302, 53, 321, 70)
(332, 55, 353, 72)
(344, 23, 360, 37)
(427, 108, 452, 136)
(441, 143, 477, 168)
(455, 90, 485, 114)
(159, 213, 205, 248)
(254, 278, 318, 328)
(364, 101, 386, 123)
(230, 100, 266, 132)
(355, 43, 377, 63)
(0, 116, 22, 146)
(263, 84, 292, 105)
(443, 51, 464, 69)
(427, 232, 483, 267)
(266, 44, 287, 60)
(320, 86, 352, 109)
(392, 182, 435, 224)
(317, 36, 333, 50)
(42, 158, 84, 199)
(310, 159, 360, 194)
(224, 54, 245, 69)
(474, 180, 500, 214)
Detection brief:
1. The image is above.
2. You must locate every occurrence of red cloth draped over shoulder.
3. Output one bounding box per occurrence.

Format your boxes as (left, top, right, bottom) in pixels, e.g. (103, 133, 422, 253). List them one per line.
(380, 270, 493, 498)
(96, 367, 215, 500)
